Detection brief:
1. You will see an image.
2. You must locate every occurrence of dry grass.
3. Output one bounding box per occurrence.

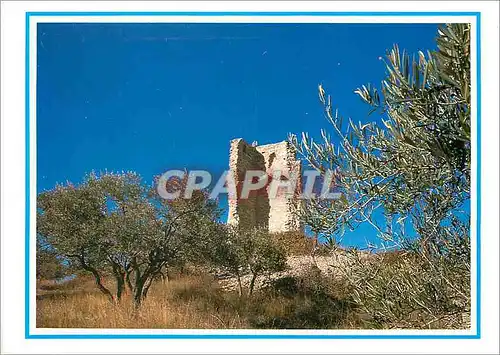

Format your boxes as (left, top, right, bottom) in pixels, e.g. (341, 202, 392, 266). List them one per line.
(36, 271, 361, 329)
(37, 251, 469, 329)
(38, 275, 243, 328)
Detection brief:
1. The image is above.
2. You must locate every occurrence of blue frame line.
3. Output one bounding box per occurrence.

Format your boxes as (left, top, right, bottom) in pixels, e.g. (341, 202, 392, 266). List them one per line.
(475, 13, 481, 339)
(25, 11, 31, 340)
(25, 11, 481, 340)
(26, 11, 479, 17)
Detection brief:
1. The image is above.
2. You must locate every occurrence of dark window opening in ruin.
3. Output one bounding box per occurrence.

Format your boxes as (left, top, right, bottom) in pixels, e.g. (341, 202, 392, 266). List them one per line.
(268, 152, 276, 168)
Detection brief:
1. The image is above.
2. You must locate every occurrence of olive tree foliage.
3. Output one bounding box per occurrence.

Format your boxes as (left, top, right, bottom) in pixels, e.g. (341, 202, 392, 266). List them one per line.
(289, 24, 471, 328)
(333, 248, 471, 329)
(37, 175, 116, 301)
(36, 234, 69, 281)
(289, 23, 471, 254)
(37, 171, 221, 307)
(210, 226, 287, 296)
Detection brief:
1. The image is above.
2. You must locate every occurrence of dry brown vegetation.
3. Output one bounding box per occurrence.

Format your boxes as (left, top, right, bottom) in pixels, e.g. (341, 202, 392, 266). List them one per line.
(273, 231, 330, 256)
(36, 240, 470, 330)
(36, 268, 362, 329)
(37, 245, 470, 330)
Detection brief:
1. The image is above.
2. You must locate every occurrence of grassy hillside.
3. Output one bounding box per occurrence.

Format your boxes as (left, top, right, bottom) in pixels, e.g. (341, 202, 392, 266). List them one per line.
(37, 268, 361, 329)
(37, 248, 470, 330)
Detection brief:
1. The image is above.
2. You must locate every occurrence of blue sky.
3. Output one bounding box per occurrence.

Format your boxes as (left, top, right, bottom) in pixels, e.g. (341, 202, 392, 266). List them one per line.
(37, 22, 441, 247)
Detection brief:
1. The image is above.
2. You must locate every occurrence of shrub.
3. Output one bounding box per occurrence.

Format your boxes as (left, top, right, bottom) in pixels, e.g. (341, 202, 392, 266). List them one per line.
(210, 226, 288, 296)
(272, 231, 330, 256)
(335, 249, 470, 329)
(254, 266, 360, 329)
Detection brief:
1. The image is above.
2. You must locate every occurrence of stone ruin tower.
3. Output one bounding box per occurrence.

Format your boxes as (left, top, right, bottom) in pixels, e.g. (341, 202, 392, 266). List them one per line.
(227, 138, 303, 233)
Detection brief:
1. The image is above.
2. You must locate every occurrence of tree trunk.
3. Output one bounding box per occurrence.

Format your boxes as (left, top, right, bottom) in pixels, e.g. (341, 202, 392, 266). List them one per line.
(92, 273, 114, 303)
(249, 273, 258, 296)
(125, 269, 134, 293)
(236, 272, 243, 297)
(161, 269, 170, 284)
(111, 263, 125, 301)
(311, 232, 319, 265)
(133, 279, 145, 309)
(142, 276, 154, 299)
(115, 271, 125, 301)
(77, 256, 114, 303)
(82, 264, 114, 302)
(131, 259, 145, 308)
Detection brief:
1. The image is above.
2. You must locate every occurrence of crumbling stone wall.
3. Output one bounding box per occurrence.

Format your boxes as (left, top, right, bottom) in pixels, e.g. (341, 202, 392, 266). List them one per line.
(227, 138, 302, 233)
(227, 139, 270, 231)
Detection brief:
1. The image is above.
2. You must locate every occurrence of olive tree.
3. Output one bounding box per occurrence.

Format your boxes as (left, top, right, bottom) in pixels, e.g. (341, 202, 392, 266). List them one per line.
(125, 180, 222, 307)
(289, 23, 471, 254)
(288, 24, 471, 327)
(211, 226, 287, 296)
(94, 172, 165, 305)
(37, 171, 222, 307)
(37, 174, 116, 301)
